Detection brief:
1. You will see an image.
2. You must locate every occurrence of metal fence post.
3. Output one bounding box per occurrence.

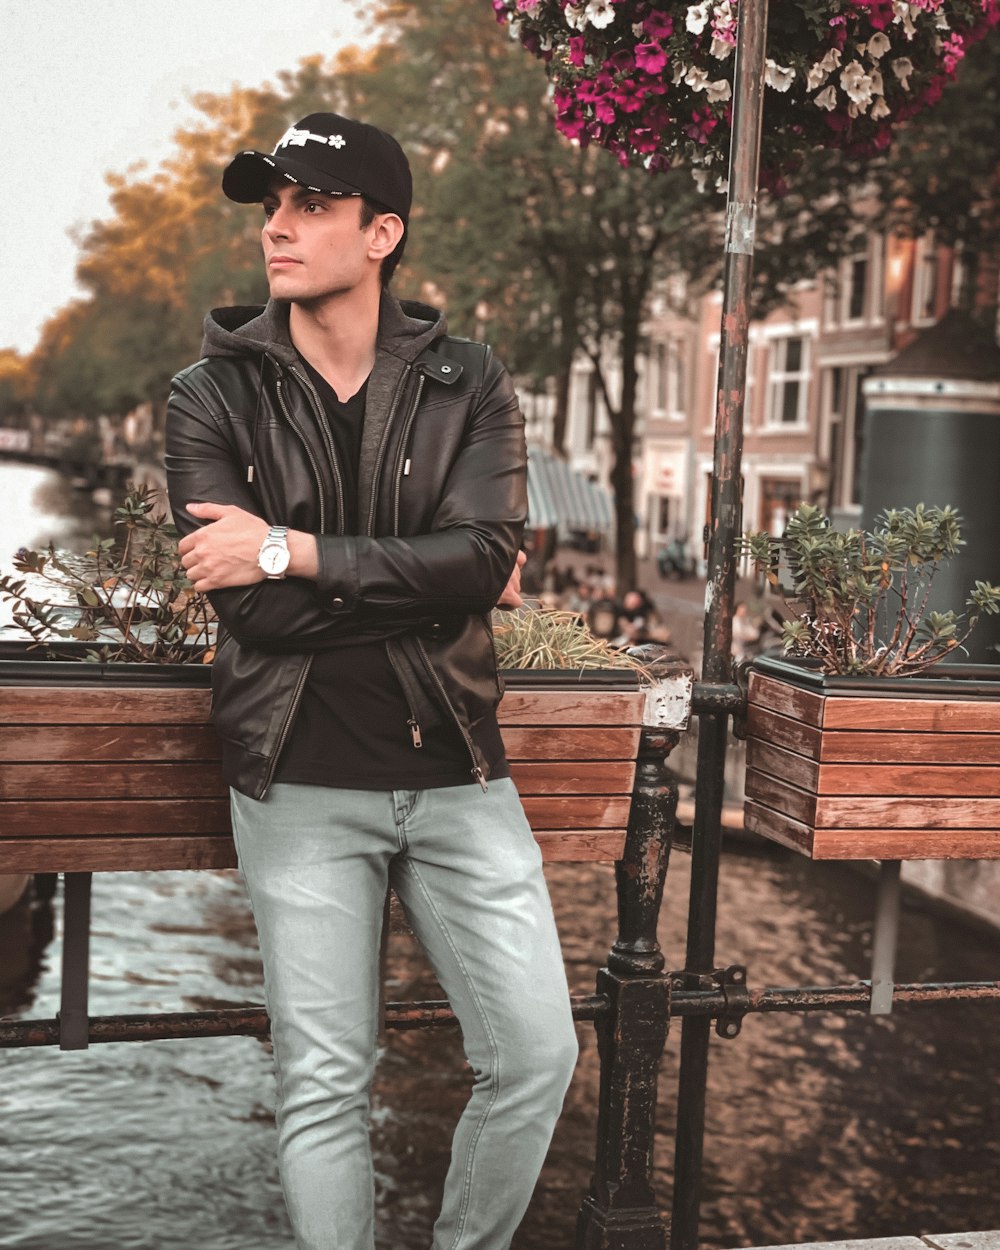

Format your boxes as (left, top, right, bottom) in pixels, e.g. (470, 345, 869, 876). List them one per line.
(576, 725, 679, 1250)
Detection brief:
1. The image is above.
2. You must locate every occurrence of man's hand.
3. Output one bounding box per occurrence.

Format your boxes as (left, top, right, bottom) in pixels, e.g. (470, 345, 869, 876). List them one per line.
(496, 549, 527, 610)
(179, 502, 269, 592)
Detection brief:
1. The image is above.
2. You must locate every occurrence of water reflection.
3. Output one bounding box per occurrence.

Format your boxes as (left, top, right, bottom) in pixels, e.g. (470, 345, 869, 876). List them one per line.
(2, 847, 1000, 1249)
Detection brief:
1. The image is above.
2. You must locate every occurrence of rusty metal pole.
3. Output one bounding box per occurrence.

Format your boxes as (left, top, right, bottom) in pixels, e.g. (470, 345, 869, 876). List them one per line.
(670, 0, 769, 1246)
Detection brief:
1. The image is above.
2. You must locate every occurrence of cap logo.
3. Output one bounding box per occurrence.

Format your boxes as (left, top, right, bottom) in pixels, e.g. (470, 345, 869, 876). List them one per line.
(273, 125, 347, 154)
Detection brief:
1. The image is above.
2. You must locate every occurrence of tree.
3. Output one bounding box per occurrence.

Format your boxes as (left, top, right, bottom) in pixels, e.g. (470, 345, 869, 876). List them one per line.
(0, 349, 32, 422)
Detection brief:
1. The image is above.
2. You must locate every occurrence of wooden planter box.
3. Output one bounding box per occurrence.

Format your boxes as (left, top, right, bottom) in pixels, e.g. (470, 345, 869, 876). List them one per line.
(0, 646, 647, 874)
(745, 655, 1000, 861)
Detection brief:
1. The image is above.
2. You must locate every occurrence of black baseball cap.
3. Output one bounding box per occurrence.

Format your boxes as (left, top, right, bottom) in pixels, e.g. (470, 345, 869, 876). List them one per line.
(222, 112, 412, 223)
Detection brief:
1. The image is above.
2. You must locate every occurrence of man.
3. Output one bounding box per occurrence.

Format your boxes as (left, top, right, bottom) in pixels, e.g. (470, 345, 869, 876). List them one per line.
(164, 112, 578, 1250)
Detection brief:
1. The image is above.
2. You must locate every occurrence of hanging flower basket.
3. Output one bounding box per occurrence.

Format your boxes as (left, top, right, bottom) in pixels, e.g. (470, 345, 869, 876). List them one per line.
(491, 0, 999, 185)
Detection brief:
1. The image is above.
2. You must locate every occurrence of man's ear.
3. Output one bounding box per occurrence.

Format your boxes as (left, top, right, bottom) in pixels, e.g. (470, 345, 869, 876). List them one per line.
(368, 213, 405, 261)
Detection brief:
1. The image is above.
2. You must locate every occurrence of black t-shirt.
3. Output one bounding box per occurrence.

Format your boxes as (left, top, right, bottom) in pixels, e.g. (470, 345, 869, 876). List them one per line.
(272, 356, 509, 791)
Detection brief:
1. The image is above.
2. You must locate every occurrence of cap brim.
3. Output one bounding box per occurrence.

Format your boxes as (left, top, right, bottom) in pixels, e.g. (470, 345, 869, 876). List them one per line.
(222, 150, 364, 203)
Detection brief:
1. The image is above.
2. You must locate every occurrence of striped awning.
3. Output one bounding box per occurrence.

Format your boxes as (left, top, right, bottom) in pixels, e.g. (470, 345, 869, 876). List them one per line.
(526, 447, 615, 532)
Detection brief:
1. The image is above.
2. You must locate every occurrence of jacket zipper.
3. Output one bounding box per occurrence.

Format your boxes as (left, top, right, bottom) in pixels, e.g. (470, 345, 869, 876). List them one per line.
(262, 360, 340, 797)
(287, 364, 346, 536)
(261, 653, 314, 794)
(274, 368, 328, 536)
(414, 637, 488, 792)
(366, 366, 413, 537)
(392, 374, 426, 536)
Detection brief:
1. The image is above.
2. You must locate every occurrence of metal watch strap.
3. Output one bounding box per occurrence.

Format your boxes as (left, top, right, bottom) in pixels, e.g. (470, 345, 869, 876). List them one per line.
(260, 525, 290, 579)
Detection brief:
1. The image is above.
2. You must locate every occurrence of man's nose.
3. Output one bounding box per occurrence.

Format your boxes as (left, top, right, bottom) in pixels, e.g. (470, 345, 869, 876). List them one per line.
(264, 206, 293, 241)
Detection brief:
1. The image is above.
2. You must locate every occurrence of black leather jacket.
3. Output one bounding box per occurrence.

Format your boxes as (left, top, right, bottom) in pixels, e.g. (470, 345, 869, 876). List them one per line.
(165, 294, 527, 798)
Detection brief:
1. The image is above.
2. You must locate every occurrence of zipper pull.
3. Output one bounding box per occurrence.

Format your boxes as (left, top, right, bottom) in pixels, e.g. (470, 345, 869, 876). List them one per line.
(403, 458, 411, 476)
(408, 719, 423, 748)
(472, 766, 488, 793)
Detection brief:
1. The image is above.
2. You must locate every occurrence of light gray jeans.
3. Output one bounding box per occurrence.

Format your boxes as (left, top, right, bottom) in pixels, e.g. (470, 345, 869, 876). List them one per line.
(229, 777, 579, 1250)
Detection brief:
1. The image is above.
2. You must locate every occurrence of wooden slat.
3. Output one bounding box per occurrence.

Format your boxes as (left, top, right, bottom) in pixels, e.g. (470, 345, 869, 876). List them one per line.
(503, 726, 640, 762)
(0, 836, 237, 873)
(820, 730, 1000, 765)
(745, 770, 817, 826)
(745, 799, 1000, 860)
(0, 686, 213, 724)
(745, 707, 821, 761)
(747, 672, 826, 728)
(520, 795, 631, 829)
(822, 696, 1000, 733)
(815, 796, 1000, 830)
(746, 739, 819, 792)
(812, 827, 1000, 861)
(508, 760, 635, 795)
(535, 829, 626, 861)
(0, 826, 629, 873)
(0, 725, 222, 763)
(0, 799, 231, 836)
(0, 762, 227, 800)
(498, 691, 644, 726)
(743, 800, 814, 854)
(815, 762, 1000, 797)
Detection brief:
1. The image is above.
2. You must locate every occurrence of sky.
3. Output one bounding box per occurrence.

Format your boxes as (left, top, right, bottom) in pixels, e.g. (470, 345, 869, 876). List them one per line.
(1, 0, 373, 354)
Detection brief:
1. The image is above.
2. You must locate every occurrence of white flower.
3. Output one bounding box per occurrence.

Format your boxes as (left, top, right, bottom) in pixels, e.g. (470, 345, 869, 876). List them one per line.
(715, 176, 729, 193)
(685, 65, 709, 91)
(892, 1, 917, 39)
(686, 3, 710, 35)
(867, 32, 891, 59)
(672, 60, 688, 85)
(869, 68, 884, 94)
(935, 11, 950, 28)
(692, 168, 710, 192)
(710, 36, 735, 60)
(891, 56, 914, 88)
(632, 21, 645, 36)
(871, 96, 891, 119)
(813, 85, 838, 111)
(806, 46, 841, 91)
(765, 59, 795, 92)
(840, 60, 875, 106)
(584, 0, 617, 28)
(705, 77, 732, 102)
(563, 4, 588, 30)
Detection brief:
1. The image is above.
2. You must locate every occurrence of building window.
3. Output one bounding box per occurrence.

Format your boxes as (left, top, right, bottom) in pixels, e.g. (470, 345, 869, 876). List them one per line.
(846, 255, 867, 321)
(912, 233, 939, 325)
(759, 477, 803, 536)
(652, 338, 685, 416)
(765, 335, 809, 427)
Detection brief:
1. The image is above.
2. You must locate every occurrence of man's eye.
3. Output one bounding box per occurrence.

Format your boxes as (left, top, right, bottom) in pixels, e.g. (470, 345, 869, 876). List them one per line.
(304, 200, 325, 213)
(263, 205, 276, 219)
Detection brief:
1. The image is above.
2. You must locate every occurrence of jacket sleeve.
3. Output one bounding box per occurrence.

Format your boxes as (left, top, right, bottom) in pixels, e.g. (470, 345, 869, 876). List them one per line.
(312, 351, 528, 617)
(164, 352, 526, 652)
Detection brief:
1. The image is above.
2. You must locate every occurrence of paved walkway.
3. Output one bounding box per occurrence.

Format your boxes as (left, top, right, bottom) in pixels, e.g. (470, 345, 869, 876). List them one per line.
(745, 1233, 1000, 1250)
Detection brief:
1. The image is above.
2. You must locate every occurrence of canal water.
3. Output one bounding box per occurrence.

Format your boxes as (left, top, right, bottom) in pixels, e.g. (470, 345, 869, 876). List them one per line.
(2, 461, 1000, 1249)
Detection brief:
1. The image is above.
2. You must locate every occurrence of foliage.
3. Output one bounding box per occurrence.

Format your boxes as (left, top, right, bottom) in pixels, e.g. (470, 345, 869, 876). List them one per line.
(493, 0, 998, 184)
(0, 485, 215, 664)
(741, 503, 1000, 676)
(0, 349, 33, 420)
(492, 604, 654, 674)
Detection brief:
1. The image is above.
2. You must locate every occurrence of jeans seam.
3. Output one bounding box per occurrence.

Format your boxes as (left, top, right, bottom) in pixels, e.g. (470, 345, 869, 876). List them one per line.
(403, 858, 501, 1250)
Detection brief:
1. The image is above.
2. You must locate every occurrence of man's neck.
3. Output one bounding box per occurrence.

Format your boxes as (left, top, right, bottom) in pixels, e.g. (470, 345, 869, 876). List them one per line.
(288, 284, 381, 402)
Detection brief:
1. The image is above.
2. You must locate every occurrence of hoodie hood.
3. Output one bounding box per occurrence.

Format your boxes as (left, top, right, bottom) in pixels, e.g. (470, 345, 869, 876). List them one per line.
(200, 293, 448, 367)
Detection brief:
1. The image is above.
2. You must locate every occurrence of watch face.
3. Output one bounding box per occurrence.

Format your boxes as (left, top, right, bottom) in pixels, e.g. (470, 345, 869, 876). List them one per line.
(260, 544, 290, 575)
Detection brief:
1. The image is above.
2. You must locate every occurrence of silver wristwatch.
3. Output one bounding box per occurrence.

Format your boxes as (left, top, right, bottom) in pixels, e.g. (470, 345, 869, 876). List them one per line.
(258, 525, 291, 579)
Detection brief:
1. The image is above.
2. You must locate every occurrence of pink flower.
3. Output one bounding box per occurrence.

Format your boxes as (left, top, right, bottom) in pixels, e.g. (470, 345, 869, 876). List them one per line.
(683, 107, 718, 144)
(594, 95, 618, 124)
(642, 10, 674, 39)
(614, 78, 647, 111)
(635, 41, 669, 73)
(941, 33, 965, 73)
(568, 35, 588, 66)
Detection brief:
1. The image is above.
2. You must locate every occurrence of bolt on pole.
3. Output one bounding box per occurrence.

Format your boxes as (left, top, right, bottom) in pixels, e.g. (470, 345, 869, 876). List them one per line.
(670, 0, 770, 1246)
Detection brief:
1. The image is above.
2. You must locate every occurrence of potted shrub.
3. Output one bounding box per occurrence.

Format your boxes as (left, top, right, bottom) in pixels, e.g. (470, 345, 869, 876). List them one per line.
(739, 503, 1000, 860)
(0, 491, 661, 873)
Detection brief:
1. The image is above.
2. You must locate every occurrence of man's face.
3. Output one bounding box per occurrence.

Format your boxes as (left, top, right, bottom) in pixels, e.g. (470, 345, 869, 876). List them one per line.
(260, 180, 375, 304)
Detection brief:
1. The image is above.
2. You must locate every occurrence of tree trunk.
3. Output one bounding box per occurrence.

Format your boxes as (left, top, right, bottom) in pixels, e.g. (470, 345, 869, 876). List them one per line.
(552, 358, 572, 456)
